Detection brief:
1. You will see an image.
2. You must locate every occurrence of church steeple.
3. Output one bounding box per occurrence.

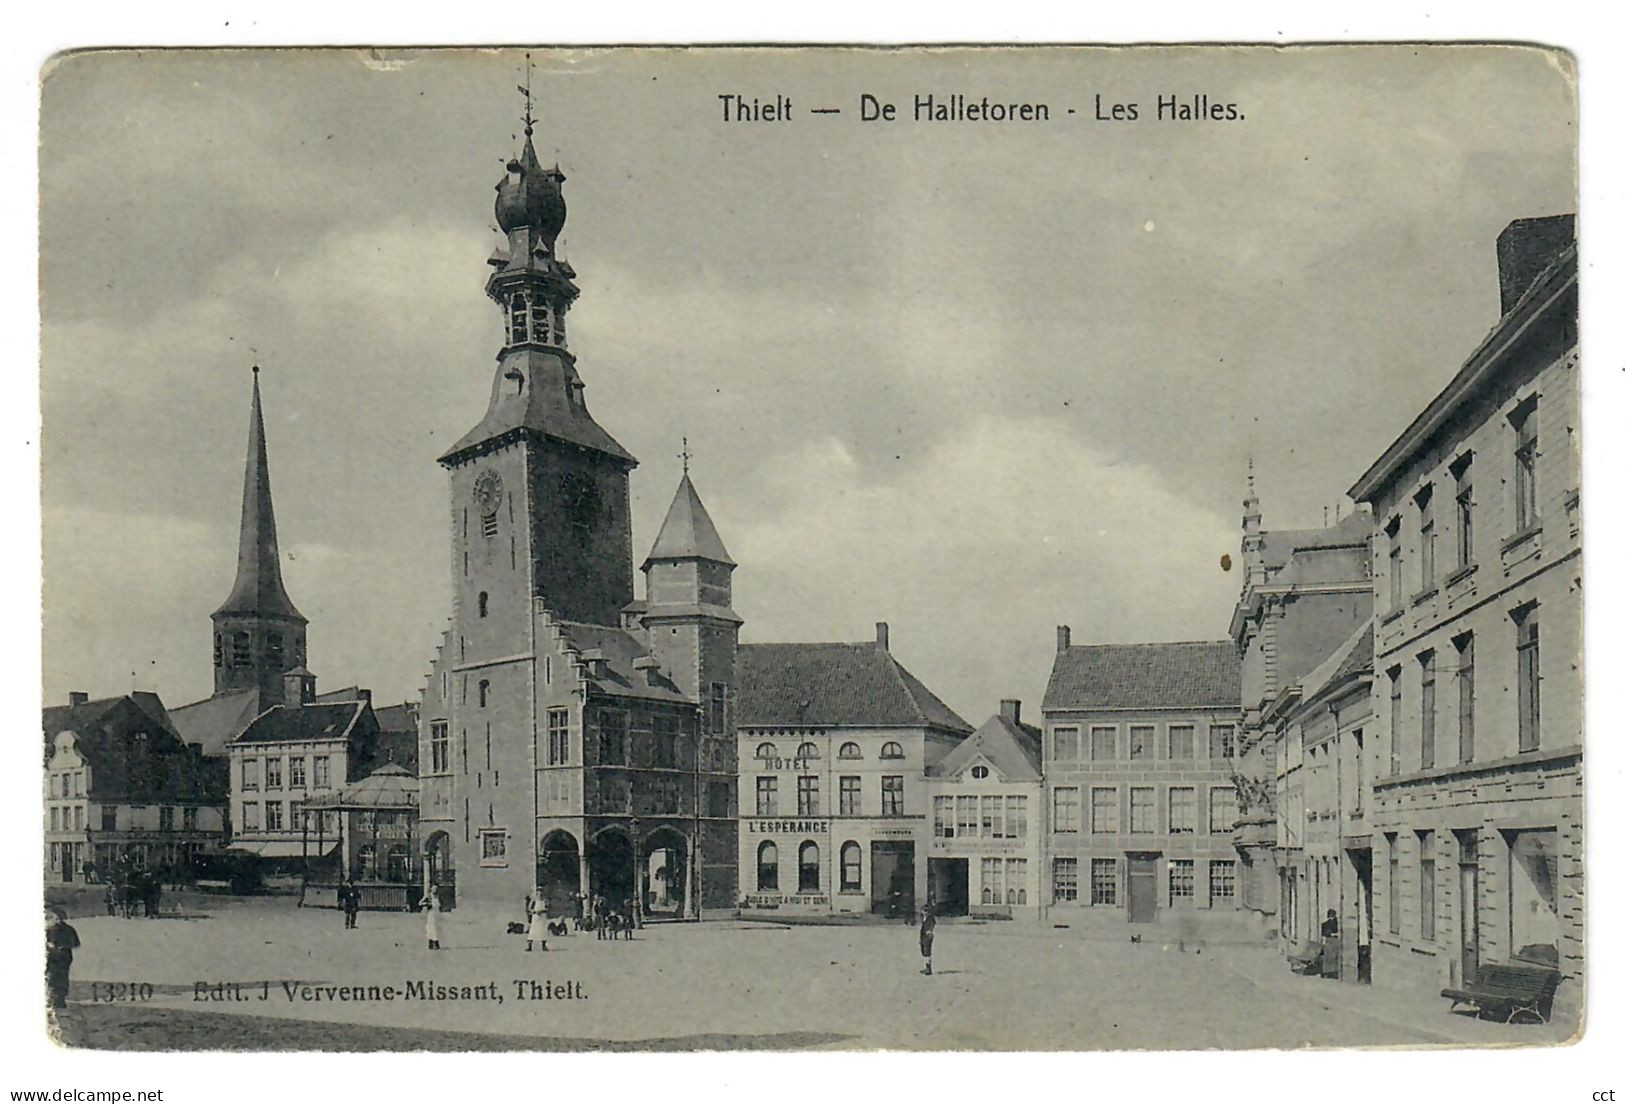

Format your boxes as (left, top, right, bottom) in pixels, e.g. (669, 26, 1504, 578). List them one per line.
(641, 466, 741, 704)
(212, 366, 307, 701)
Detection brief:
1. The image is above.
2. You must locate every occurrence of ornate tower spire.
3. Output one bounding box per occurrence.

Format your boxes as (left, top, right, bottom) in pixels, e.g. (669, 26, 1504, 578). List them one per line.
(642, 466, 741, 710)
(1241, 455, 1266, 586)
(212, 365, 307, 701)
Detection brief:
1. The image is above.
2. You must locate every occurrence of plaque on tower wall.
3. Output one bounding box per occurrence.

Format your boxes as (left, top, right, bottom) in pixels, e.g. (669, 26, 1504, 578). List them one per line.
(35, 42, 1585, 1066)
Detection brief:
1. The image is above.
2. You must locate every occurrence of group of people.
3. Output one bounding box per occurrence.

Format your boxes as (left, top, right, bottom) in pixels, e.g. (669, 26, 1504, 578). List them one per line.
(103, 867, 164, 919)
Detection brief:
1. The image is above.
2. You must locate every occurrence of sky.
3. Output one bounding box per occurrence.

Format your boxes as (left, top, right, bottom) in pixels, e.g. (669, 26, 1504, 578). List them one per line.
(38, 45, 1576, 723)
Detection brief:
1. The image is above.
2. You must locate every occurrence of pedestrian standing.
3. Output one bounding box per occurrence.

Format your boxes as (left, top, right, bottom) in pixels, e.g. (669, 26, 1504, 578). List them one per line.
(341, 881, 360, 929)
(525, 889, 549, 952)
(573, 890, 586, 931)
(919, 899, 938, 976)
(45, 908, 80, 1010)
(421, 886, 442, 950)
(593, 893, 608, 940)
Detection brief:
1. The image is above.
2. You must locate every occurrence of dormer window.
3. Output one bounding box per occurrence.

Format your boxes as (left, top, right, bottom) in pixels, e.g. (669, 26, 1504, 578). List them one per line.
(971, 765, 990, 780)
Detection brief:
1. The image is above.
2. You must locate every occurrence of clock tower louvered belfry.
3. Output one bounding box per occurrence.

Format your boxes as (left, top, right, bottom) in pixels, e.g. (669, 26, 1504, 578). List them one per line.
(417, 79, 739, 918)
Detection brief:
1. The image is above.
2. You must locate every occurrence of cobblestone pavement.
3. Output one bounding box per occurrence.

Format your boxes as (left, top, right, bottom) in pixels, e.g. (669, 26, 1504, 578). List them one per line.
(54, 900, 1573, 1051)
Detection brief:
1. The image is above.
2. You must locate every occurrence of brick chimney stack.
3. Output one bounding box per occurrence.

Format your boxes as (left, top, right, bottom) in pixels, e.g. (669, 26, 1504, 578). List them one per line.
(1056, 625, 1071, 652)
(1000, 699, 1022, 725)
(876, 622, 889, 651)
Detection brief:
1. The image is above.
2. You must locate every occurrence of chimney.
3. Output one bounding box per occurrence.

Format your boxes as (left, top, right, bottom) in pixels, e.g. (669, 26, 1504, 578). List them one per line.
(68, 691, 89, 707)
(283, 668, 315, 706)
(356, 689, 372, 705)
(1056, 625, 1071, 652)
(1000, 699, 1022, 725)
(875, 622, 889, 651)
(1496, 214, 1574, 315)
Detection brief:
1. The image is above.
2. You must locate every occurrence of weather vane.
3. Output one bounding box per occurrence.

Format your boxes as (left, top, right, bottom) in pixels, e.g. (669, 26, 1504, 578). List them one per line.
(517, 52, 535, 137)
(679, 436, 692, 477)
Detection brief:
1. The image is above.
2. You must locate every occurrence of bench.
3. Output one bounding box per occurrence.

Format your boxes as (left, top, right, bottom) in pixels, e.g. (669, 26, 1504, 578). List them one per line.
(1441, 962, 1561, 1024)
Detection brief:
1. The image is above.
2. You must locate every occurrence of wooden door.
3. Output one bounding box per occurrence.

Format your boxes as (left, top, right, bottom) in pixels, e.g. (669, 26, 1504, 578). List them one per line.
(1127, 854, 1158, 923)
(1458, 832, 1481, 984)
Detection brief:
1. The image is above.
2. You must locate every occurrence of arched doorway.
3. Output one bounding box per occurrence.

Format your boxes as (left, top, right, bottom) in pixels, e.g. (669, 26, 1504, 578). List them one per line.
(588, 828, 635, 913)
(536, 830, 581, 917)
(424, 831, 455, 909)
(643, 827, 689, 918)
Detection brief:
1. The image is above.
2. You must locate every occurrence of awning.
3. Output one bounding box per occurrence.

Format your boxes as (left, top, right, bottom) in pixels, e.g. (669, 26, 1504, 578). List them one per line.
(228, 840, 338, 858)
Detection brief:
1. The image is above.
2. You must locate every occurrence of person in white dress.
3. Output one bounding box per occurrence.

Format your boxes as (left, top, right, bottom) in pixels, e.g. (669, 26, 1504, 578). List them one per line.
(526, 888, 549, 952)
(421, 886, 442, 950)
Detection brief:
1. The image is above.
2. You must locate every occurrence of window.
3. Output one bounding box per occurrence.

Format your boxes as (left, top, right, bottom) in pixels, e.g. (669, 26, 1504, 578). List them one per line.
(981, 795, 1003, 838)
(840, 842, 862, 892)
(1418, 831, 1436, 941)
(183, 807, 198, 831)
(1006, 796, 1028, 839)
(1053, 858, 1079, 903)
(242, 758, 259, 791)
(1209, 860, 1236, 906)
(530, 299, 552, 344)
(933, 795, 952, 838)
(1351, 730, 1364, 814)
(477, 592, 489, 618)
(757, 842, 778, 891)
(839, 775, 861, 816)
(1209, 724, 1236, 761)
(1417, 486, 1436, 591)
(289, 757, 306, 789)
(1168, 786, 1196, 834)
(1169, 859, 1195, 901)
(970, 765, 990, 780)
(1388, 667, 1403, 775)
(1512, 400, 1538, 532)
(546, 709, 569, 766)
(798, 841, 820, 892)
(599, 710, 627, 764)
(880, 741, 904, 760)
(1051, 727, 1080, 762)
(881, 775, 904, 816)
(1209, 786, 1237, 834)
(755, 741, 778, 762)
(1508, 830, 1561, 962)
(478, 680, 491, 708)
(242, 801, 259, 831)
(1453, 454, 1474, 568)
(1090, 858, 1118, 905)
(1008, 859, 1028, 905)
(652, 715, 678, 768)
(797, 775, 820, 817)
(1129, 725, 1154, 760)
(480, 829, 507, 865)
(231, 631, 251, 668)
(1090, 726, 1117, 761)
(266, 801, 284, 831)
(102, 807, 117, 832)
(708, 683, 728, 734)
(1386, 518, 1404, 612)
(509, 291, 530, 344)
(755, 777, 778, 816)
(1455, 634, 1475, 764)
(838, 741, 862, 760)
(1387, 834, 1400, 935)
(313, 756, 330, 789)
(707, 782, 730, 818)
(1515, 605, 1541, 752)
(1053, 787, 1081, 833)
(1090, 786, 1119, 834)
(796, 741, 819, 761)
(981, 857, 1003, 905)
(266, 632, 284, 667)
(956, 796, 978, 838)
(265, 757, 283, 789)
(1129, 786, 1155, 834)
(50, 807, 60, 831)
(213, 633, 223, 668)
(1419, 651, 1437, 770)
(1167, 724, 1195, 760)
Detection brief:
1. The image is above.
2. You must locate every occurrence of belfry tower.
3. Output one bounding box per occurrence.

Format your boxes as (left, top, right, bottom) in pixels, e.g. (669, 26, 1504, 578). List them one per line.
(211, 367, 307, 702)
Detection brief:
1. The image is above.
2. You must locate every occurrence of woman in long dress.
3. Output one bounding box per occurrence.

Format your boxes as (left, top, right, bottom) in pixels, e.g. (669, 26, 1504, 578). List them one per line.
(526, 888, 549, 952)
(421, 886, 442, 950)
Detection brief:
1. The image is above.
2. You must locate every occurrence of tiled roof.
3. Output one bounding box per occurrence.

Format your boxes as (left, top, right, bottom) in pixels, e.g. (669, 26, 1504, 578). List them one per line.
(555, 622, 693, 704)
(928, 713, 1043, 781)
(43, 694, 226, 803)
(170, 689, 264, 756)
(737, 642, 972, 732)
(1044, 640, 1241, 712)
(1258, 512, 1372, 571)
(1301, 621, 1375, 707)
(439, 348, 636, 465)
(373, 702, 418, 733)
(229, 702, 368, 746)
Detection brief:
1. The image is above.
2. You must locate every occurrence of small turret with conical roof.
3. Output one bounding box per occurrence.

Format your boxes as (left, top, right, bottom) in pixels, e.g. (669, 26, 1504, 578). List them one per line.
(212, 365, 307, 703)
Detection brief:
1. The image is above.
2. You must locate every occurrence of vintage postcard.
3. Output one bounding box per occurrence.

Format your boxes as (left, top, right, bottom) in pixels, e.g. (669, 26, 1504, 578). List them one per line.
(39, 44, 1580, 1052)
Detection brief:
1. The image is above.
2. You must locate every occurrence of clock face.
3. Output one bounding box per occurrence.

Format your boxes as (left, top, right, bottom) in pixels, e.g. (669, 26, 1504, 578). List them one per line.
(473, 470, 504, 518)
